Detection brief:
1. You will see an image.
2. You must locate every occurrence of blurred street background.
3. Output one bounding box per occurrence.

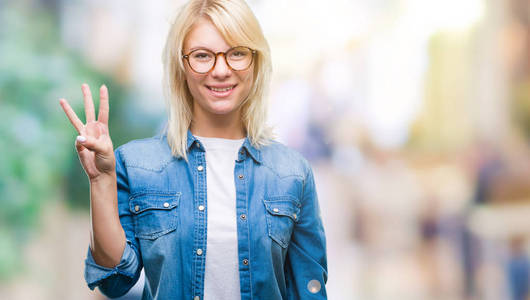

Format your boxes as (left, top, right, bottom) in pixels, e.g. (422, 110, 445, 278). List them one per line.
(1, 0, 530, 299)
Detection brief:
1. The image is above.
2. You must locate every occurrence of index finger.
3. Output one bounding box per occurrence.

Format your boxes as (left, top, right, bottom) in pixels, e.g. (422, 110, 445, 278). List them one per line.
(59, 98, 84, 133)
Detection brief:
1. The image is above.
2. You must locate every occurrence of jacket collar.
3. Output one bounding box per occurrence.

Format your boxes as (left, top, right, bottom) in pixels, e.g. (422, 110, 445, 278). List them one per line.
(186, 129, 262, 164)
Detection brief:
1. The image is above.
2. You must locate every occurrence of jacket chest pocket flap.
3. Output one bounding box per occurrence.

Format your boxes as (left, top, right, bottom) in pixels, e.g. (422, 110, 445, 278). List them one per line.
(263, 196, 301, 248)
(129, 192, 181, 240)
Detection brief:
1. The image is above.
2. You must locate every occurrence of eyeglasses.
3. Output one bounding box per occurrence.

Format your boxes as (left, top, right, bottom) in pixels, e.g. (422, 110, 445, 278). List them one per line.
(182, 46, 256, 74)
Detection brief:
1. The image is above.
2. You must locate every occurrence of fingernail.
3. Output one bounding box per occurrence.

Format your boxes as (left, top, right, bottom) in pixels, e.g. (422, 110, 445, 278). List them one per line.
(77, 136, 87, 143)
(101, 84, 107, 89)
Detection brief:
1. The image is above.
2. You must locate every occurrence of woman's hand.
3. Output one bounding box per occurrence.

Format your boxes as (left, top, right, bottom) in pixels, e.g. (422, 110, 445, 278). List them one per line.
(60, 84, 115, 181)
(60, 84, 125, 268)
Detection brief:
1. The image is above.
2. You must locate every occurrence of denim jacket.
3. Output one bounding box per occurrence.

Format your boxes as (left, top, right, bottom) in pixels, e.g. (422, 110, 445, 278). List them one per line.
(84, 131, 328, 299)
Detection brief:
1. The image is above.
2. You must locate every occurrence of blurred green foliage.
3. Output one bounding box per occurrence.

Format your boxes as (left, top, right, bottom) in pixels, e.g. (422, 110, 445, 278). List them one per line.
(0, 1, 157, 280)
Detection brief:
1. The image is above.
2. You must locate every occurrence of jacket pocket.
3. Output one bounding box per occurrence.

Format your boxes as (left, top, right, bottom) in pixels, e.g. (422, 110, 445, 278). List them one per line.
(263, 195, 301, 248)
(129, 192, 181, 240)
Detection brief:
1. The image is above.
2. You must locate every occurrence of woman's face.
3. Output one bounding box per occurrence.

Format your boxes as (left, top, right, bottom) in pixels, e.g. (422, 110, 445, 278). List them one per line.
(183, 18, 254, 119)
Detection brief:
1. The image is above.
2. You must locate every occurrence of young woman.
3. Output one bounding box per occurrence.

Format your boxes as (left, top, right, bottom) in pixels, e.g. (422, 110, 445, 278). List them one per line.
(59, 0, 327, 299)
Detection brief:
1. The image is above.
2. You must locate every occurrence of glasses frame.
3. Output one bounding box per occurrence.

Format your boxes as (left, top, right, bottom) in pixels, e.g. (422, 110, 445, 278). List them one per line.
(182, 46, 257, 74)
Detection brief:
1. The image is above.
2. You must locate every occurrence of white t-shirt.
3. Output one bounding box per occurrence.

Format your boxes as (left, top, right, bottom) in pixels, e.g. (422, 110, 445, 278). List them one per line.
(195, 136, 245, 300)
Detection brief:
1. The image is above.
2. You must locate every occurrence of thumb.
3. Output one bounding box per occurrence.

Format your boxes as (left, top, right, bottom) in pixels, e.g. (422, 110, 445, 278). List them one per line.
(76, 135, 110, 154)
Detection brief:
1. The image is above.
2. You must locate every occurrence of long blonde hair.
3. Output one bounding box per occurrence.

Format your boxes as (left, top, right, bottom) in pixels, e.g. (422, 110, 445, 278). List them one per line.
(161, 0, 274, 160)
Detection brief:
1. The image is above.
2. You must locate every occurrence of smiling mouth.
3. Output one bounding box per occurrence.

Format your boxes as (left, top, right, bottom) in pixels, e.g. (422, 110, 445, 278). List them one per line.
(206, 85, 236, 92)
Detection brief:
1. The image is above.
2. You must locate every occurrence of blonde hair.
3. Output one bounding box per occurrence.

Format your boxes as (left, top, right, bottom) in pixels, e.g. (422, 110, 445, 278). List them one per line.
(161, 0, 274, 160)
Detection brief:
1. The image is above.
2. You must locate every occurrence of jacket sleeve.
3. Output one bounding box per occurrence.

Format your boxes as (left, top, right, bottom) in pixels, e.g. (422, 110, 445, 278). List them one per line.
(84, 148, 143, 298)
(285, 165, 328, 299)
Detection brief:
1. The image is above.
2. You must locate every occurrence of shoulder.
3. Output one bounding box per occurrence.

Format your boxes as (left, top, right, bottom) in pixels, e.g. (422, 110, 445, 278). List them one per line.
(115, 135, 175, 172)
(258, 140, 312, 180)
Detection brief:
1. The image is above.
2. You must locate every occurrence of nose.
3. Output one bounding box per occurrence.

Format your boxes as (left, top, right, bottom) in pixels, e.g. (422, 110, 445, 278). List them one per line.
(210, 53, 231, 78)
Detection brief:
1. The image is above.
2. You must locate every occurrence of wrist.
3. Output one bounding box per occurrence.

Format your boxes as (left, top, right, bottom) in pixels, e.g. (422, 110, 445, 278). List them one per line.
(89, 172, 116, 185)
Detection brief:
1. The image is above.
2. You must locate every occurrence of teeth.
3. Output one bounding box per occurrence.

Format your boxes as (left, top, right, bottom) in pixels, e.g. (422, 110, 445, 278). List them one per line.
(209, 86, 234, 92)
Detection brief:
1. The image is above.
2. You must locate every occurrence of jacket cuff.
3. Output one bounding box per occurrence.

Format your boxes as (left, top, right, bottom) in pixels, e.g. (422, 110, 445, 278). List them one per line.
(84, 240, 139, 290)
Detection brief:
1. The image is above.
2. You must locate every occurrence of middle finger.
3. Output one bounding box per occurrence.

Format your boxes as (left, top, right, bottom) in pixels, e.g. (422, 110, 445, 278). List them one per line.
(82, 83, 96, 123)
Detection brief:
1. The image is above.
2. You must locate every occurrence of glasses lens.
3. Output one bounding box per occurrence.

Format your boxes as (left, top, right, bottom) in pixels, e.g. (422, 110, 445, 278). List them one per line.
(226, 47, 253, 71)
(188, 49, 215, 73)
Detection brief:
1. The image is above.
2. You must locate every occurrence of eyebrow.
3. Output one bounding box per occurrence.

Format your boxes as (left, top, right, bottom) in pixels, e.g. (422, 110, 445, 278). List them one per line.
(186, 46, 231, 53)
(188, 46, 210, 52)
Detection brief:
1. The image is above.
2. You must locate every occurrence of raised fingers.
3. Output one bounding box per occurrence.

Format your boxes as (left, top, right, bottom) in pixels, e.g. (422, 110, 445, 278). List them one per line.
(82, 83, 96, 123)
(59, 98, 84, 133)
(97, 85, 109, 125)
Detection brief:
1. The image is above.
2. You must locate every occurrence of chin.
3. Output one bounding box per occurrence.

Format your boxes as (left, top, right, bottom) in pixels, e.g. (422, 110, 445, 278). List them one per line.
(209, 106, 238, 115)
(203, 97, 242, 114)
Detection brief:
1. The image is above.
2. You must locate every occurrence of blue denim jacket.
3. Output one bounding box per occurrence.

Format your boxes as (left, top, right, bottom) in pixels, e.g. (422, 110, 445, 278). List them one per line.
(84, 131, 327, 299)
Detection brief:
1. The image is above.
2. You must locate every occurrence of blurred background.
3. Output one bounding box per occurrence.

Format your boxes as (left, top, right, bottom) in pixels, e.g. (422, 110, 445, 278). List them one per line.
(1, 0, 529, 299)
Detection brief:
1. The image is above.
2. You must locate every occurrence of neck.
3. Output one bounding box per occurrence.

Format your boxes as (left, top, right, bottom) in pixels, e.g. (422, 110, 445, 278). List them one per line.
(190, 108, 246, 139)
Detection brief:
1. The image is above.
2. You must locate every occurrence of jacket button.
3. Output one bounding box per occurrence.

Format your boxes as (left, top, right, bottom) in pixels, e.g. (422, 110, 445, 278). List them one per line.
(273, 208, 279, 213)
(307, 279, 321, 293)
(240, 214, 246, 220)
(238, 174, 244, 179)
(198, 205, 205, 211)
(134, 205, 140, 212)
(196, 249, 203, 256)
(242, 259, 249, 265)
(197, 165, 204, 171)
(194, 296, 200, 300)
(163, 202, 170, 208)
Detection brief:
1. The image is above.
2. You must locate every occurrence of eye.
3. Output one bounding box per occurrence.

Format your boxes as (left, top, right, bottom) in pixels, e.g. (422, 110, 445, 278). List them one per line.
(228, 49, 250, 60)
(192, 50, 213, 61)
